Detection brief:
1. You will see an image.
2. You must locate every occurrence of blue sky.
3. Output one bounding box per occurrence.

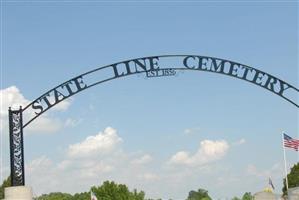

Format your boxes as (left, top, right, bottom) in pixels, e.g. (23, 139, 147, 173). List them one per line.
(1, 1, 298, 199)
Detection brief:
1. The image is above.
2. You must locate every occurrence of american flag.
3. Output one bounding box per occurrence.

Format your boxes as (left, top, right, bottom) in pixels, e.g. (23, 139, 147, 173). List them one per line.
(269, 177, 275, 190)
(284, 133, 299, 151)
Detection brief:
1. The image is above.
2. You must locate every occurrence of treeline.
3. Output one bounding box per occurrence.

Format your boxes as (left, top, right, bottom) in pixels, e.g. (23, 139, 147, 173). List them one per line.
(186, 188, 253, 200)
(1, 163, 298, 200)
(0, 177, 252, 200)
(35, 181, 146, 200)
(34, 182, 254, 200)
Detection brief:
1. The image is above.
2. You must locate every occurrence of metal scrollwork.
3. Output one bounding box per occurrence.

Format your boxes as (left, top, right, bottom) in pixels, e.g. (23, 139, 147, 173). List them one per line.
(9, 108, 25, 186)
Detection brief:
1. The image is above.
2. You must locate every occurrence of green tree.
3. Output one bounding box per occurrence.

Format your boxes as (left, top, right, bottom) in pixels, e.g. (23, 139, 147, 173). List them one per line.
(241, 192, 253, 200)
(35, 181, 146, 200)
(35, 192, 73, 200)
(186, 188, 212, 200)
(71, 192, 89, 200)
(91, 181, 145, 200)
(0, 176, 11, 199)
(231, 197, 240, 200)
(282, 162, 299, 196)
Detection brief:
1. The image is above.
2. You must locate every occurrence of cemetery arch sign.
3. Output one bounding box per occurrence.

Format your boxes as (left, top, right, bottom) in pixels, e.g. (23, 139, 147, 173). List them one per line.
(8, 55, 299, 186)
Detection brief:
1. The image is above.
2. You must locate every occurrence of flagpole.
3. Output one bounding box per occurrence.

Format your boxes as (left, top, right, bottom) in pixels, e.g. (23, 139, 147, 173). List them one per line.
(298, 132, 299, 162)
(282, 132, 289, 191)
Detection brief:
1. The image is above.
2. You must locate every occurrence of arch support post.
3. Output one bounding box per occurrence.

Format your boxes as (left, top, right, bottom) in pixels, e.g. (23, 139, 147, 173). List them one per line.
(8, 107, 25, 186)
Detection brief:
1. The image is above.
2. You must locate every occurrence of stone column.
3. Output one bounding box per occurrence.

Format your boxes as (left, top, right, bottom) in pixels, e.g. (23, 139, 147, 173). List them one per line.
(4, 186, 33, 200)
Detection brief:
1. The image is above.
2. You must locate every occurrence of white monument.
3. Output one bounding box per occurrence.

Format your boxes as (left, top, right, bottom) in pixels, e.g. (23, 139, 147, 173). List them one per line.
(3, 186, 33, 200)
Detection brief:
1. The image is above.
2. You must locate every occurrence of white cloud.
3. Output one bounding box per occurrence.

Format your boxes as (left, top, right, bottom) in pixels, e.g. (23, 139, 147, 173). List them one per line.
(0, 86, 71, 134)
(131, 154, 153, 165)
(23, 128, 236, 199)
(77, 161, 114, 178)
(183, 127, 200, 135)
(0, 86, 29, 110)
(169, 140, 229, 166)
(57, 160, 72, 170)
(27, 155, 53, 172)
(184, 129, 192, 135)
(26, 155, 116, 195)
(67, 127, 122, 158)
(24, 127, 164, 196)
(64, 118, 82, 128)
(88, 104, 95, 111)
(233, 138, 246, 146)
(26, 117, 63, 133)
(246, 163, 282, 178)
(137, 172, 160, 181)
(26, 156, 62, 195)
(0, 86, 29, 132)
(51, 98, 71, 111)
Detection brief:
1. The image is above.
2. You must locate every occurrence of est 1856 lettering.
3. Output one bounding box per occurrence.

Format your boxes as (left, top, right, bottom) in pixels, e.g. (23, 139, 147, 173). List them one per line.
(146, 68, 176, 78)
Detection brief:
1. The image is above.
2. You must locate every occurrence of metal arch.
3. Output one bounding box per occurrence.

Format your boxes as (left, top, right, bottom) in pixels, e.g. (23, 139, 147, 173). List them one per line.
(8, 54, 299, 186)
(21, 55, 298, 129)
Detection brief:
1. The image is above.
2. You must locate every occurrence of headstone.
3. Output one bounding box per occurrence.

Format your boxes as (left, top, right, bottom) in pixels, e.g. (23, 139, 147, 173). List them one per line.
(254, 191, 276, 200)
(4, 186, 33, 200)
(288, 187, 299, 200)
